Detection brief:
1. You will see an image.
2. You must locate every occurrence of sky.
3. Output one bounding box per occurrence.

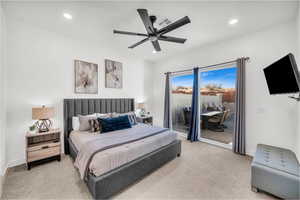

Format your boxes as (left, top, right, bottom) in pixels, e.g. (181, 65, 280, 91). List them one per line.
(171, 67, 237, 89)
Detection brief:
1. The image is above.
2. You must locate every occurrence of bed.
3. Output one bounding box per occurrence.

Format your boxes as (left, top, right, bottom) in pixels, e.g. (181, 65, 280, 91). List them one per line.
(64, 98, 181, 199)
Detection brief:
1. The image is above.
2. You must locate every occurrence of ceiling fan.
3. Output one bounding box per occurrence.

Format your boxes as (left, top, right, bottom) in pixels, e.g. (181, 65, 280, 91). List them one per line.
(113, 9, 191, 52)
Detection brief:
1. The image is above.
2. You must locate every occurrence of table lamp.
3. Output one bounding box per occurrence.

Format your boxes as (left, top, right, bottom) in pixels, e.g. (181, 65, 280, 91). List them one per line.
(137, 103, 146, 117)
(32, 106, 54, 132)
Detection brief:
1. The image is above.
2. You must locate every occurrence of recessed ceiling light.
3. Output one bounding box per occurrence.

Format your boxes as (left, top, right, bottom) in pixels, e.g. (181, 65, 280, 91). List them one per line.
(152, 50, 157, 54)
(63, 13, 72, 20)
(228, 18, 238, 25)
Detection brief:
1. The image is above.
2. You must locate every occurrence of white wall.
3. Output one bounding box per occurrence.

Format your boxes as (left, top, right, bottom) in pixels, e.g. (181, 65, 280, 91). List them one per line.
(5, 18, 150, 167)
(143, 61, 154, 113)
(0, 1, 7, 196)
(150, 21, 298, 156)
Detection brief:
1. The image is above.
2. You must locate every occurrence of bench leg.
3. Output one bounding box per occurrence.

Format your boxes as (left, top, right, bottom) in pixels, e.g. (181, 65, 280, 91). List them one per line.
(251, 186, 258, 193)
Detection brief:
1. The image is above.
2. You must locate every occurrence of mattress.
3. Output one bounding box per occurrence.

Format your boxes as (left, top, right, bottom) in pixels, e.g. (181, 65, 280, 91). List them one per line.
(70, 123, 177, 177)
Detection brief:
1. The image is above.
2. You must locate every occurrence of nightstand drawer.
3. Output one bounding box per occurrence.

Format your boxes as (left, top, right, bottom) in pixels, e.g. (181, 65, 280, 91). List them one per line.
(136, 116, 153, 125)
(28, 146, 60, 162)
(27, 142, 60, 152)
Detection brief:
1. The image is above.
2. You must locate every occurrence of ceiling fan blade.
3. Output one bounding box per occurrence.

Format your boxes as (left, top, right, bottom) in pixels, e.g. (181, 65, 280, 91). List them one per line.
(128, 37, 149, 49)
(113, 30, 148, 37)
(152, 40, 161, 52)
(158, 16, 191, 35)
(137, 9, 155, 34)
(158, 35, 187, 43)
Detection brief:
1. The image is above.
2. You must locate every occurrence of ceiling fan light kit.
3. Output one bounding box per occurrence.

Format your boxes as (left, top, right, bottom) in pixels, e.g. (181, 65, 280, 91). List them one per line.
(113, 9, 191, 52)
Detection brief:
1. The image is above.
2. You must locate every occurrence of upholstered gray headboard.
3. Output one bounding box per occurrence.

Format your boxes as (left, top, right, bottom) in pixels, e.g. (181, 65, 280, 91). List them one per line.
(63, 98, 135, 154)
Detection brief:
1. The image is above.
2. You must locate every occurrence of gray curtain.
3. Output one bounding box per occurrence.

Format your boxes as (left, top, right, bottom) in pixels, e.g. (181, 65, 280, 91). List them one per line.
(163, 72, 171, 128)
(187, 68, 199, 142)
(233, 58, 246, 155)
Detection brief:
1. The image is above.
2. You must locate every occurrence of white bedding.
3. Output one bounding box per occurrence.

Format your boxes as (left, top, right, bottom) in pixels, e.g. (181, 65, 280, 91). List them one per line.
(70, 123, 177, 177)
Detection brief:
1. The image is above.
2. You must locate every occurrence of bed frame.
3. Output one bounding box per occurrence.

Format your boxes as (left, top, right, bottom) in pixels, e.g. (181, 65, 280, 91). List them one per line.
(64, 98, 181, 199)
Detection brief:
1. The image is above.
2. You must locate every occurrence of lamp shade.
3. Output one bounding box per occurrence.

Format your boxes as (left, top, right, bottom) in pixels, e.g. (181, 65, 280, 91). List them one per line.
(137, 103, 145, 109)
(32, 106, 54, 120)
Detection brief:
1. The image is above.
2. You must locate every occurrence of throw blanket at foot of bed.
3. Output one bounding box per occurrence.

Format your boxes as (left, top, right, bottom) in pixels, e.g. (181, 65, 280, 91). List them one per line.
(74, 125, 169, 179)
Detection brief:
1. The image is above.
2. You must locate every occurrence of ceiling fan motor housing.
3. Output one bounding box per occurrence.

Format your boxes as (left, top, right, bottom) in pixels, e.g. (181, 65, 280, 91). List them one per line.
(150, 15, 157, 24)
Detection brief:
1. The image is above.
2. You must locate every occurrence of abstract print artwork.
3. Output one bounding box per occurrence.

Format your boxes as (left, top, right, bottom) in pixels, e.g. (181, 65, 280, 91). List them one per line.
(105, 59, 123, 89)
(74, 60, 98, 94)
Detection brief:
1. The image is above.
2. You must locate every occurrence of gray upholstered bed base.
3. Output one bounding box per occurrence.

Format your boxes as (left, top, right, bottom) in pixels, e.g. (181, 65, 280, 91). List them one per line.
(64, 99, 181, 199)
(69, 138, 181, 199)
(69, 138, 78, 160)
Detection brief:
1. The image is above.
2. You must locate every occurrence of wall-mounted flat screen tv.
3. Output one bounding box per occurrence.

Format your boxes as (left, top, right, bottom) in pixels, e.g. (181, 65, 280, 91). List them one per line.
(263, 53, 300, 95)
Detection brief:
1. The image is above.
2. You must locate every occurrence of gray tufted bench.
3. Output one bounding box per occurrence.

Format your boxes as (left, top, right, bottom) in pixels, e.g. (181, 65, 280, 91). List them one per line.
(251, 144, 300, 199)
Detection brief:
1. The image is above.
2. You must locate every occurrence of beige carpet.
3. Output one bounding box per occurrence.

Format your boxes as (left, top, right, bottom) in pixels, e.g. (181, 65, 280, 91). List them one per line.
(2, 140, 276, 200)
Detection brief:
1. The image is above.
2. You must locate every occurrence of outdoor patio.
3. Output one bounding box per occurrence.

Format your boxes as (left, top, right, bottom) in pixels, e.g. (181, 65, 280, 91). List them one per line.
(172, 114, 234, 145)
(171, 93, 235, 145)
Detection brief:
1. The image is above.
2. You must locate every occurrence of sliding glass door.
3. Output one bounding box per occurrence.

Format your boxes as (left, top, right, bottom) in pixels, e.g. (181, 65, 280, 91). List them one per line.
(169, 65, 237, 148)
(199, 66, 237, 146)
(170, 73, 193, 134)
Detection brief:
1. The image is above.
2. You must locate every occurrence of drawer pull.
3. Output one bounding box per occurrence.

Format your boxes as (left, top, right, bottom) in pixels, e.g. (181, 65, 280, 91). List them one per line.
(42, 146, 49, 149)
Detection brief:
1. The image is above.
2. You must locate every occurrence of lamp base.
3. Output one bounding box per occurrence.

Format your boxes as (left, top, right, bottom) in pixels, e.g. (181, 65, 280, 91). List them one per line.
(139, 108, 146, 117)
(35, 119, 52, 133)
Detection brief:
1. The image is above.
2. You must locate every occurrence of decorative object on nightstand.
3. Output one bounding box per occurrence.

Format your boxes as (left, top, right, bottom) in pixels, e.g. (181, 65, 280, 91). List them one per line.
(28, 124, 36, 134)
(32, 106, 54, 132)
(136, 115, 153, 125)
(137, 102, 146, 117)
(26, 129, 61, 170)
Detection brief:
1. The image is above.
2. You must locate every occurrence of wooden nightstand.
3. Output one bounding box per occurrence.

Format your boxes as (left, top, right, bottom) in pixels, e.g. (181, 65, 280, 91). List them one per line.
(136, 116, 153, 125)
(26, 129, 61, 170)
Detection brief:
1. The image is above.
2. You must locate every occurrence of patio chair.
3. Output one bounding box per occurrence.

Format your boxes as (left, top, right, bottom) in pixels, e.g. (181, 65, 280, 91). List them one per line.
(207, 109, 230, 132)
(206, 106, 216, 112)
(183, 107, 191, 126)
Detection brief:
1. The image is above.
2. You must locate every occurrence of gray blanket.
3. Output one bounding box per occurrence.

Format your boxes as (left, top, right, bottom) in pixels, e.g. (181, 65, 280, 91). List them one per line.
(74, 125, 168, 179)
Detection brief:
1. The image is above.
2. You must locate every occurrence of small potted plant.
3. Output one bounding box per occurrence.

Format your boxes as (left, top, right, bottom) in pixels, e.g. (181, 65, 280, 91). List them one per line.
(29, 125, 36, 134)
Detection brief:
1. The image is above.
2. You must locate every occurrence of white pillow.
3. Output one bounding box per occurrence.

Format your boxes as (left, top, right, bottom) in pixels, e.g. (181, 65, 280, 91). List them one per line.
(72, 116, 80, 131)
(96, 113, 111, 118)
(78, 113, 97, 131)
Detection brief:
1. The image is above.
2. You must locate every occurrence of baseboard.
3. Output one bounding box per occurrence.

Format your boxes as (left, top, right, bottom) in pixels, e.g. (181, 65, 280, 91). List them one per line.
(7, 158, 25, 168)
(0, 174, 3, 198)
(247, 150, 255, 157)
(178, 133, 254, 157)
(0, 165, 8, 198)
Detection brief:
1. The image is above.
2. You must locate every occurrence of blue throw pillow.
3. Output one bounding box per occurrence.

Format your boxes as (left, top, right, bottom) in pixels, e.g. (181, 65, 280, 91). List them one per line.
(98, 115, 132, 133)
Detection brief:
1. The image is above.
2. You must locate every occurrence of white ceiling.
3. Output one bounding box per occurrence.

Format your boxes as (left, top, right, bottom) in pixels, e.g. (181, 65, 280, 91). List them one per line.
(3, 1, 299, 62)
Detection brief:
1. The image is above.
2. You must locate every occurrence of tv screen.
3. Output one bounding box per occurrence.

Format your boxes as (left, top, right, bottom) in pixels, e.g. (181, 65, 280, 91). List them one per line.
(263, 53, 300, 95)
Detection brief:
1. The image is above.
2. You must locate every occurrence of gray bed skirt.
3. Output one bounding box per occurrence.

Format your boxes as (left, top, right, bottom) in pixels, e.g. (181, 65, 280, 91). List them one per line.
(69, 138, 181, 199)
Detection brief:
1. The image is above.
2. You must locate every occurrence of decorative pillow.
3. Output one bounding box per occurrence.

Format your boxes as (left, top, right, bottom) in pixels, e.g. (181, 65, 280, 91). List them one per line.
(88, 114, 111, 133)
(72, 116, 80, 131)
(89, 119, 101, 132)
(114, 112, 138, 125)
(78, 114, 97, 131)
(127, 114, 138, 125)
(98, 115, 132, 133)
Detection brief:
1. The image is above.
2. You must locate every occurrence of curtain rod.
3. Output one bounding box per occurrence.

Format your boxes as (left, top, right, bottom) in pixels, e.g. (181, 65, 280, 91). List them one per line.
(164, 57, 250, 75)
